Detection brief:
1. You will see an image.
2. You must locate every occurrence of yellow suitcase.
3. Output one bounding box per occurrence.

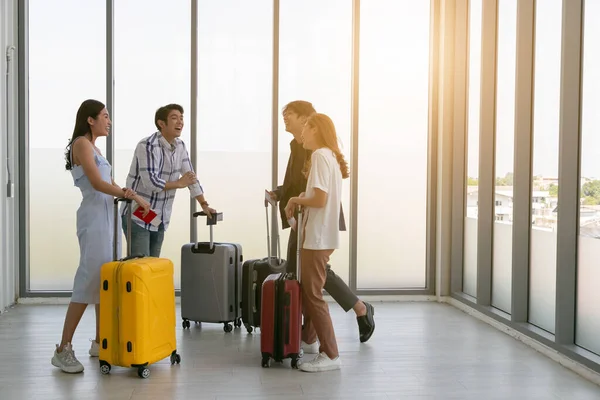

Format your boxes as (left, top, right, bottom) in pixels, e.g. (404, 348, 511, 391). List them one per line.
(98, 198, 181, 379)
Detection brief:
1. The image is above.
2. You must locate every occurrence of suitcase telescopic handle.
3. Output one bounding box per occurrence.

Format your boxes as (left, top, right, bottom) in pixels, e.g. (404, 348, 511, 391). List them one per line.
(264, 199, 282, 268)
(114, 198, 132, 261)
(192, 211, 223, 250)
(296, 206, 303, 283)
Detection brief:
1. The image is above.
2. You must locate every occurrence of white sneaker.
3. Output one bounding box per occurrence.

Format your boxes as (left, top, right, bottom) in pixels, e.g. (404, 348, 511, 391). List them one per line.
(301, 341, 319, 354)
(89, 340, 99, 357)
(299, 352, 341, 372)
(51, 343, 84, 373)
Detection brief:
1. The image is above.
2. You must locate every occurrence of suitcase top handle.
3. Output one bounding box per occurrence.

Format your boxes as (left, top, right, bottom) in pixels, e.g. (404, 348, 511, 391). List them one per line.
(193, 211, 223, 226)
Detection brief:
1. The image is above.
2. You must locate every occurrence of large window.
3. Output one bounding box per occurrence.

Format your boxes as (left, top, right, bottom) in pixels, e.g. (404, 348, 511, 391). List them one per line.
(278, 0, 352, 284)
(528, 0, 562, 334)
(28, 0, 106, 291)
(357, 0, 430, 289)
(576, 0, 600, 356)
(491, 0, 517, 314)
(113, 0, 191, 290)
(196, 0, 273, 263)
(463, 0, 482, 297)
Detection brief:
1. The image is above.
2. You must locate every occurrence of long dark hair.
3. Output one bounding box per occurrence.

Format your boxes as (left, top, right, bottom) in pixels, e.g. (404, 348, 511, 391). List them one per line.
(65, 99, 106, 170)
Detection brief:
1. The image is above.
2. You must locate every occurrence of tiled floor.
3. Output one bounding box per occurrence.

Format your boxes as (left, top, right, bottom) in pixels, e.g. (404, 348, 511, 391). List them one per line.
(0, 301, 599, 399)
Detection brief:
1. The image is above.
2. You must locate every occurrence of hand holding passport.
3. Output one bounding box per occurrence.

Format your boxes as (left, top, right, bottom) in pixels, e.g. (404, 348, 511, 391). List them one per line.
(133, 205, 160, 227)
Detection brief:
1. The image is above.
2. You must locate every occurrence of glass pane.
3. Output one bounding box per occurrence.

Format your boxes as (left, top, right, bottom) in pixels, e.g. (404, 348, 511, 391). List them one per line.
(528, 0, 562, 334)
(576, 0, 600, 356)
(28, 0, 106, 290)
(279, 0, 352, 284)
(357, 0, 430, 289)
(491, 0, 517, 314)
(113, 0, 190, 290)
(196, 0, 272, 262)
(463, 0, 483, 298)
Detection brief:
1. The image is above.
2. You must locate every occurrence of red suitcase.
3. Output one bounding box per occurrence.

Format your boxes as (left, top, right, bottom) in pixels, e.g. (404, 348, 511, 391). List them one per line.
(260, 208, 303, 369)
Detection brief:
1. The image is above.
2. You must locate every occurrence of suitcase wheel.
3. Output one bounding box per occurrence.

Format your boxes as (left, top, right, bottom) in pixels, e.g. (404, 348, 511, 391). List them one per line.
(99, 360, 111, 375)
(234, 318, 242, 329)
(170, 351, 181, 365)
(182, 319, 191, 329)
(137, 367, 150, 379)
(245, 324, 253, 334)
(261, 356, 271, 368)
(223, 323, 233, 333)
(291, 355, 299, 369)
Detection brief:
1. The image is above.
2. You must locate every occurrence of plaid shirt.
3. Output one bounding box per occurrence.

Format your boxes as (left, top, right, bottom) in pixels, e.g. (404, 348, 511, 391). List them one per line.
(121, 131, 203, 231)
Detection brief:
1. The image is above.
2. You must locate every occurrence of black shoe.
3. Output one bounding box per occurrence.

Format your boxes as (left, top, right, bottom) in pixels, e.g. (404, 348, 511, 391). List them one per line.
(356, 302, 375, 343)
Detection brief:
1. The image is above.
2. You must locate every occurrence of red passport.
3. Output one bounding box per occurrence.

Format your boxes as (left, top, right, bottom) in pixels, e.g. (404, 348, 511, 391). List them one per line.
(133, 205, 158, 225)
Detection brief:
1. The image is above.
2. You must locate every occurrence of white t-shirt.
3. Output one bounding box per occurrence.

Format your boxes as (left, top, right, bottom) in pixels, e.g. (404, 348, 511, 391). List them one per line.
(302, 148, 343, 250)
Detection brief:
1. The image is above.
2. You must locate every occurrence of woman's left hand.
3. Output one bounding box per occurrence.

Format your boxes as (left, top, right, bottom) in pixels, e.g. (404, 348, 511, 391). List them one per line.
(123, 188, 136, 199)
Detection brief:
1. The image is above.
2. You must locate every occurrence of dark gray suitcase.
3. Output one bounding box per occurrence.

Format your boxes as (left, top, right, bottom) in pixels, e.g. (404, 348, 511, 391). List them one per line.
(180, 211, 243, 333)
(241, 198, 285, 333)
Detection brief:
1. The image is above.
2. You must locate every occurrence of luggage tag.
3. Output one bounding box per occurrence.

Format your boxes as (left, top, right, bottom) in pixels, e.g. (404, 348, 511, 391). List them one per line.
(205, 212, 223, 225)
(265, 189, 277, 207)
(288, 216, 297, 231)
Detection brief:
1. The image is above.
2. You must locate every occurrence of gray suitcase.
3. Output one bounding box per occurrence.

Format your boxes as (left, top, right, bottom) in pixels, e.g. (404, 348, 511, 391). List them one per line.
(180, 211, 243, 333)
(241, 198, 286, 333)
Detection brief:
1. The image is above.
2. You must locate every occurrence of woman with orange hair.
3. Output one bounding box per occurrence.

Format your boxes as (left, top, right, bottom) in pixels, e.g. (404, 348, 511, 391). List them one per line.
(285, 113, 349, 372)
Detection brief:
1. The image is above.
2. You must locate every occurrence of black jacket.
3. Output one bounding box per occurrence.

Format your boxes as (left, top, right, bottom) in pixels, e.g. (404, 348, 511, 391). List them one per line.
(274, 139, 346, 231)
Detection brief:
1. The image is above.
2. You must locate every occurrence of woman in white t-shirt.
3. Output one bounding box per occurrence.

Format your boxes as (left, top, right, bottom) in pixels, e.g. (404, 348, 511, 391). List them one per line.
(285, 113, 349, 372)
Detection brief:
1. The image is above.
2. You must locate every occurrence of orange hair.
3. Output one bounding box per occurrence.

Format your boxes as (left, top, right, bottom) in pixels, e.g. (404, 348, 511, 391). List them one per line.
(302, 113, 349, 179)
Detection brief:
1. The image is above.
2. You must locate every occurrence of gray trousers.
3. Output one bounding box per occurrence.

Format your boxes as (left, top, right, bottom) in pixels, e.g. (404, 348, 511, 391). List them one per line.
(286, 227, 359, 312)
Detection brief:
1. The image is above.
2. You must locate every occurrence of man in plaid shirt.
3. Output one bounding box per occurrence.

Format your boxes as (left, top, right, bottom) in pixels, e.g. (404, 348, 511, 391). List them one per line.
(121, 103, 216, 257)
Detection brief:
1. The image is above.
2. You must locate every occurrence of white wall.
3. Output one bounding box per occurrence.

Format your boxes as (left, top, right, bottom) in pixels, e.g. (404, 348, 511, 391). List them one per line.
(1, 0, 19, 313)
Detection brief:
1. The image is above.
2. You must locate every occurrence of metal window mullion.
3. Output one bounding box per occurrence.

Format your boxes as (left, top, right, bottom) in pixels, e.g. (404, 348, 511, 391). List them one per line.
(554, 0, 584, 345)
(270, 0, 280, 257)
(476, 0, 498, 306)
(510, 0, 535, 323)
(425, 0, 441, 294)
(433, 0, 456, 297)
(450, 0, 469, 294)
(106, 0, 114, 170)
(190, 0, 198, 242)
(17, 0, 30, 297)
(349, 0, 360, 292)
